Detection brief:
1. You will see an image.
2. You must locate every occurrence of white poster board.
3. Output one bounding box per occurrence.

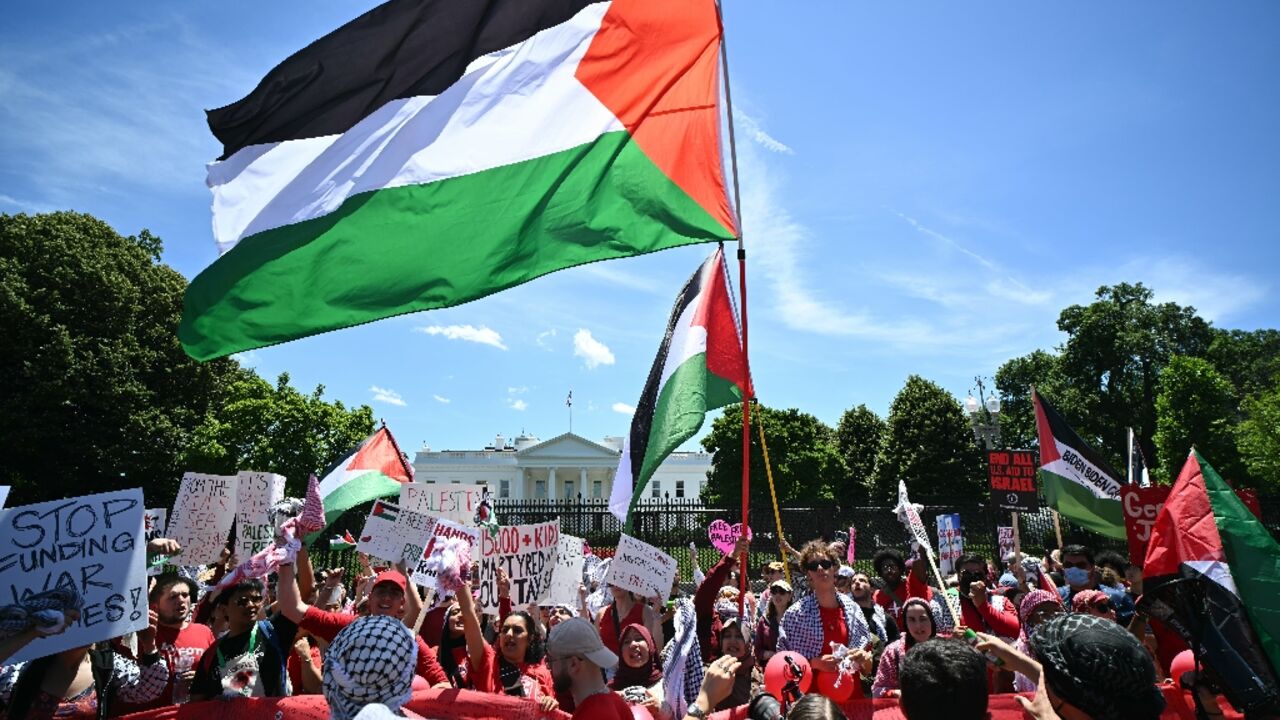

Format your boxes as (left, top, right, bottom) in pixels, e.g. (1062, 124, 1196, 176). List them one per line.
(357, 500, 433, 565)
(410, 518, 481, 593)
(476, 520, 560, 612)
(0, 488, 149, 662)
(997, 526, 1015, 563)
(604, 534, 677, 599)
(936, 513, 964, 576)
(399, 483, 486, 525)
(542, 534, 585, 607)
(0, 486, 9, 508)
(168, 473, 237, 565)
(235, 471, 285, 558)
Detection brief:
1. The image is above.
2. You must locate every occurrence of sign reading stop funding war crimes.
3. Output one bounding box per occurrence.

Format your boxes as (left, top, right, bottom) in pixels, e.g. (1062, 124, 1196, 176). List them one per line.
(476, 520, 560, 613)
(543, 534, 585, 607)
(236, 471, 285, 558)
(989, 450, 1039, 512)
(168, 473, 237, 565)
(399, 483, 486, 525)
(358, 500, 433, 565)
(411, 518, 481, 593)
(0, 489, 149, 663)
(604, 534, 677, 599)
(936, 513, 964, 576)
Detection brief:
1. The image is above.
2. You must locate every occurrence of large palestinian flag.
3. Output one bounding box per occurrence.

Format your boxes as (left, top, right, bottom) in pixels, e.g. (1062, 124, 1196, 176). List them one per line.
(610, 247, 749, 529)
(1138, 450, 1280, 715)
(1032, 389, 1126, 539)
(317, 426, 414, 530)
(180, 0, 738, 361)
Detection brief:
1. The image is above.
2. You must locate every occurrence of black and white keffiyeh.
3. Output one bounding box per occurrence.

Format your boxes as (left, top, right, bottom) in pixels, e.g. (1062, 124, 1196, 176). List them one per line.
(1029, 613, 1165, 720)
(323, 615, 418, 720)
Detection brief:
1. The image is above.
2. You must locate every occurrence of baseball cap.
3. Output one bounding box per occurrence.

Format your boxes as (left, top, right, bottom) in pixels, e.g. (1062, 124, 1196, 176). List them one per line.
(837, 565, 856, 579)
(372, 570, 407, 593)
(769, 580, 793, 593)
(547, 617, 617, 669)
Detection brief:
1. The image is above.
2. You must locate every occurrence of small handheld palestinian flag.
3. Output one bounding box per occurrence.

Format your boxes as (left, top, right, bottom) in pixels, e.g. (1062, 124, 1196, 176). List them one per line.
(330, 531, 357, 551)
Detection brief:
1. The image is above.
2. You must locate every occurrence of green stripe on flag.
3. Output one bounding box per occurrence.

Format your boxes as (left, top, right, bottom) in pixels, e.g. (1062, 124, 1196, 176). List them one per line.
(1040, 469, 1126, 539)
(321, 472, 404, 528)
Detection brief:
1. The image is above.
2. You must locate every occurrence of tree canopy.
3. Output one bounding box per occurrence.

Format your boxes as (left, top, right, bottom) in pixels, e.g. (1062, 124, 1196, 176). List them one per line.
(701, 403, 845, 507)
(871, 375, 985, 503)
(834, 404, 885, 503)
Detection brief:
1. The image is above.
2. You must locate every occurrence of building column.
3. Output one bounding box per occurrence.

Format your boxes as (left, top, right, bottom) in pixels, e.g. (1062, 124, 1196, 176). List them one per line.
(514, 468, 525, 500)
(548, 467, 557, 501)
(580, 467, 588, 500)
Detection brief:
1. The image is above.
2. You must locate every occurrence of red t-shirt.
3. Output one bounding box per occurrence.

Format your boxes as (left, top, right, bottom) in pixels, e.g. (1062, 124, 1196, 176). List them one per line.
(471, 645, 555, 700)
(114, 622, 216, 712)
(287, 643, 323, 694)
(299, 607, 448, 685)
(815, 605, 863, 700)
(571, 690, 633, 720)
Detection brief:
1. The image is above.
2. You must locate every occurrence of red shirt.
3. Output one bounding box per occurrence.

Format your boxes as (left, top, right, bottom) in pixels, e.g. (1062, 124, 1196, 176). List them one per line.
(471, 645, 555, 700)
(815, 605, 863, 700)
(299, 607, 448, 685)
(572, 690, 633, 720)
(287, 643, 323, 694)
(114, 622, 216, 712)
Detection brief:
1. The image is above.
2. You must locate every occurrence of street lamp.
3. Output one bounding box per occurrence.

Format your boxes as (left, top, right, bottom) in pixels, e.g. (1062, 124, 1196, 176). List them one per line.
(966, 376, 1002, 450)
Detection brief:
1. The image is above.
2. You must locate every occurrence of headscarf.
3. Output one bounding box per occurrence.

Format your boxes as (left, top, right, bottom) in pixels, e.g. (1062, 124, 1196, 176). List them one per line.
(899, 597, 937, 648)
(1018, 589, 1061, 639)
(1029, 613, 1165, 720)
(610, 623, 663, 690)
(1071, 589, 1110, 613)
(323, 615, 418, 720)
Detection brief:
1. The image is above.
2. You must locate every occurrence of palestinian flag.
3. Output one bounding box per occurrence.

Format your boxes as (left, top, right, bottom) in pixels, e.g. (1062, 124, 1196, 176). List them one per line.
(1138, 450, 1280, 714)
(180, 0, 738, 361)
(317, 426, 414, 530)
(330, 530, 357, 550)
(1032, 389, 1125, 539)
(609, 247, 749, 529)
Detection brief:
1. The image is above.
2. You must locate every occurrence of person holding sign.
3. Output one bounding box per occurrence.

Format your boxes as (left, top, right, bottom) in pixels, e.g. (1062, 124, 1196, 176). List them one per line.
(455, 580, 558, 713)
(596, 582, 664, 662)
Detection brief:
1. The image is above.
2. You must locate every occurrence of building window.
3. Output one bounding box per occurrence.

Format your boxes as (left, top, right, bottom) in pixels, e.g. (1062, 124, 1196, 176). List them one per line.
(499, 479, 510, 498)
(564, 480, 575, 498)
(650, 480, 662, 499)
(592, 480, 603, 499)
(535, 479, 547, 499)
(675, 480, 685, 498)
(451, 478, 461, 484)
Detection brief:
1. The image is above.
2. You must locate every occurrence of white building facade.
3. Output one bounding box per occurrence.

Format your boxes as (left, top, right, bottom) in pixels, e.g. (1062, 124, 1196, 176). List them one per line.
(411, 432, 712, 502)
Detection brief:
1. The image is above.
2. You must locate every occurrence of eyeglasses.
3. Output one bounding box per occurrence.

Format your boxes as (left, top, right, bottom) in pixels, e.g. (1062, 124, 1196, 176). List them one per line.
(235, 595, 264, 607)
(804, 559, 835, 571)
(500, 625, 528, 636)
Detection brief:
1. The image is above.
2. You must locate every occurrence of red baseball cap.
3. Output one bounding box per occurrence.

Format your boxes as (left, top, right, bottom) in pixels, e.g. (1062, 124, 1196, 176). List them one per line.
(372, 569, 407, 592)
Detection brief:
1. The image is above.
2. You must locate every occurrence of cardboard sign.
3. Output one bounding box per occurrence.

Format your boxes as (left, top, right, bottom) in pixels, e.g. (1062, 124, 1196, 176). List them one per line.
(0, 489, 149, 662)
(604, 534, 677, 599)
(707, 520, 752, 555)
(410, 518, 481, 593)
(168, 473, 237, 565)
(1122, 485, 1261, 565)
(989, 450, 1039, 512)
(357, 500, 433, 565)
(476, 520, 560, 612)
(997, 526, 1014, 562)
(936, 514, 964, 576)
(235, 471, 285, 558)
(543, 534, 585, 607)
(399, 483, 487, 525)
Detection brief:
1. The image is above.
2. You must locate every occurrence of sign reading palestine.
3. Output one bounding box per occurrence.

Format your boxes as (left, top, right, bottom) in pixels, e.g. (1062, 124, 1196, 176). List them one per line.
(989, 450, 1039, 512)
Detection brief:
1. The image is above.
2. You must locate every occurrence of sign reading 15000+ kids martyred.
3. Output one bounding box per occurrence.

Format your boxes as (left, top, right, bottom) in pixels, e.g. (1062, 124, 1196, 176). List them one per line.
(476, 520, 560, 612)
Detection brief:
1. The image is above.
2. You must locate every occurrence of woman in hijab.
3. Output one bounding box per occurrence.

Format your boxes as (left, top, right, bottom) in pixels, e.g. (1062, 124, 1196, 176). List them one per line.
(609, 624, 671, 720)
(1012, 590, 1063, 693)
(710, 618, 755, 711)
(871, 598, 937, 698)
(434, 600, 474, 690)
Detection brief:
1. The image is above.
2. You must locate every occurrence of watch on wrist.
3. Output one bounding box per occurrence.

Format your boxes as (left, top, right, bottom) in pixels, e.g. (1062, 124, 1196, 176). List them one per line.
(686, 704, 709, 719)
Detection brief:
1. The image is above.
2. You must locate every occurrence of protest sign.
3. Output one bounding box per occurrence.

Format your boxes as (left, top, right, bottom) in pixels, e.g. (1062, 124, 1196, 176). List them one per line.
(936, 514, 964, 576)
(847, 526, 856, 563)
(357, 500, 434, 565)
(399, 483, 486, 525)
(604, 534, 677, 599)
(1122, 486, 1260, 565)
(0, 486, 9, 508)
(543, 534, 585, 607)
(0, 488, 149, 662)
(143, 508, 170, 576)
(989, 450, 1039, 512)
(168, 473, 237, 565)
(235, 471, 285, 558)
(411, 518, 481, 593)
(707, 520, 752, 556)
(476, 520, 560, 612)
(997, 526, 1014, 562)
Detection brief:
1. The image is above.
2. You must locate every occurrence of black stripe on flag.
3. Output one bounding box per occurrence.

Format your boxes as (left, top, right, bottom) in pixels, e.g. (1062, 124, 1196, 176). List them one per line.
(208, 0, 602, 160)
(1036, 390, 1124, 480)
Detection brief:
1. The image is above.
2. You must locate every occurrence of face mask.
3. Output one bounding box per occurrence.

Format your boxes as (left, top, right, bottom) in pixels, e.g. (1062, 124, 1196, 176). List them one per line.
(1064, 567, 1090, 586)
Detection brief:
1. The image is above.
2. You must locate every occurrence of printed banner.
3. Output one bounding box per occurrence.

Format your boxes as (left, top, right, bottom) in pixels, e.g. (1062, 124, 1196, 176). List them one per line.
(411, 518, 481, 593)
(604, 534, 677, 599)
(0, 489, 149, 663)
(988, 450, 1039, 512)
(476, 520, 560, 612)
(936, 514, 964, 576)
(543, 534, 585, 607)
(235, 471, 285, 558)
(1122, 486, 1261, 566)
(168, 473, 237, 565)
(399, 483, 487, 525)
(997, 526, 1014, 563)
(358, 500, 434, 565)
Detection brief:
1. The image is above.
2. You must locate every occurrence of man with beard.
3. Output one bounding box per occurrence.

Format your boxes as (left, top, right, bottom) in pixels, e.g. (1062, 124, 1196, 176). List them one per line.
(850, 571, 898, 645)
(955, 553, 1019, 640)
(546, 618, 631, 719)
(146, 575, 214, 707)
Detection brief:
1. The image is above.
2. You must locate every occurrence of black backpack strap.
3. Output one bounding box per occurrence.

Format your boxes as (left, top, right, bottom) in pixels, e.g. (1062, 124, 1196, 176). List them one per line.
(89, 643, 116, 720)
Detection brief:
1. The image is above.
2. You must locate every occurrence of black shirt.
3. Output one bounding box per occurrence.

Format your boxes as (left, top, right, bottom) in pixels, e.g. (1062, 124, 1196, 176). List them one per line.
(191, 614, 298, 699)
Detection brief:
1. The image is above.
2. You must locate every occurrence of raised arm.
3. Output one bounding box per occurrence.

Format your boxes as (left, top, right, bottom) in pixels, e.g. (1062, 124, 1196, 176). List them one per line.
(295, 547, 316, 604)
(397, 559, 424, 630)
(455, 583, 488, 674)
(277, 561, 310, 623)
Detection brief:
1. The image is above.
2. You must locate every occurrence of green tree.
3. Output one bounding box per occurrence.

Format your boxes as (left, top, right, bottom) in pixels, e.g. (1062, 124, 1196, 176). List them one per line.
(871, 375, 984, 502)
(180, 371, 375, 500)
(994, 350, 1065, 450)
(1238, 385, 1280, 492)
(834, 404, 885, 501)
(1153, 356, 1240, 483)
(701, 403, 845, 507)
(1205, 329, 1280, 400)
(0, 212, 239, 505)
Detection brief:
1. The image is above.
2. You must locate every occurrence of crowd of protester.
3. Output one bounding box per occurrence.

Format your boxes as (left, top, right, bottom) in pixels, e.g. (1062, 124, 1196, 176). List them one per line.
(0, 529, 1259, 720)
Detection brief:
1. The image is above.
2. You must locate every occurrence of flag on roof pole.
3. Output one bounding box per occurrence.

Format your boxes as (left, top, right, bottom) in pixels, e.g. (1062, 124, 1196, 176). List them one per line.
(180, 0, 738, 361)
(316, 426, 414, 531)
(610, 247, 749, 530)
(1031, 388, 1126, 539)
(1138, 450, 1280, 715)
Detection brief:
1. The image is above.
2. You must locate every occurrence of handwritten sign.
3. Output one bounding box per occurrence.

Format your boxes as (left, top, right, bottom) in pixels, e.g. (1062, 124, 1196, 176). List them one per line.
(168, 473, 237, 565)
(997, 527, 1014, 563)
(476, 520, 560, 612)
(936, 514, 964, 576)
(604, 534, 677, 599)
(411, 518, 481, 593)
(357, 500, 434, 565)
(235, 471, 285, 558)
(707, 520, 752, 556)
(543, 534, 585, 607)
(988, 450, 1039, 512)
(0, 489, 149, 662)
(399, 483, 486, 525)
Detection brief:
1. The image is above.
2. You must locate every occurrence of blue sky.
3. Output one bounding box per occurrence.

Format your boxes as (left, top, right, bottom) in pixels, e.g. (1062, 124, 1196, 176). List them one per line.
(2, 1, 1277, 456)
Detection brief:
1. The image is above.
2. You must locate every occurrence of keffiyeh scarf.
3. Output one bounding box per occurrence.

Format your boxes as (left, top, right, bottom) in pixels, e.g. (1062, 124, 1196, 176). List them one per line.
(323, 615, 418, 720)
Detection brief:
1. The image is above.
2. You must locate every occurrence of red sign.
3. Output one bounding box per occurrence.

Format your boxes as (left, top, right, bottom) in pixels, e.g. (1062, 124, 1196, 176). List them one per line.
(988, 450, 1039, 512)
(1122, 485, 1262, 565)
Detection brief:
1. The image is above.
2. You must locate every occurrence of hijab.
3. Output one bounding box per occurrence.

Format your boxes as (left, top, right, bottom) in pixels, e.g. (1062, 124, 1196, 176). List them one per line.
(610, 623, 663, 690)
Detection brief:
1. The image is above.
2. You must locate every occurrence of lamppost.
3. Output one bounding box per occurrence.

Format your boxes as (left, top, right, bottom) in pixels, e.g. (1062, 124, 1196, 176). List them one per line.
(964, 377, 1002, 450)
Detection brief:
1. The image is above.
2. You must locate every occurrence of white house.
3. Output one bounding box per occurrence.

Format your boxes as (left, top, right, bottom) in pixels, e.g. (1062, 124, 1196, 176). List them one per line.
(411, 432, 712, 501)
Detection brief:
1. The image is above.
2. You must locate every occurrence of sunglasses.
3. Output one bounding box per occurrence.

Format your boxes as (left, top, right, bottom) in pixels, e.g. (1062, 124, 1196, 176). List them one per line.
(804, 559, 835, 571)
(235, 595, 264, 607)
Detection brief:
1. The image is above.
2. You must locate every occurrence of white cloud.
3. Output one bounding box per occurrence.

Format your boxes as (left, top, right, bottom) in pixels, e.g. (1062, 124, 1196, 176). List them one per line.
(735, 112, 794, 155)
(433, 394, 451, 404)
(573, 329, 615, 369)
(231, 350, 260, 368)
(612, 402, 635, 416)
(535, 329, 557, 350)
(0, 194, 60, 214)
(370, 385, 406, 407)
(577, 264, 666, 296)
(508, 386, 529, 395)
(508, 398, 528, 411)
(415, 324, 507, 350)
